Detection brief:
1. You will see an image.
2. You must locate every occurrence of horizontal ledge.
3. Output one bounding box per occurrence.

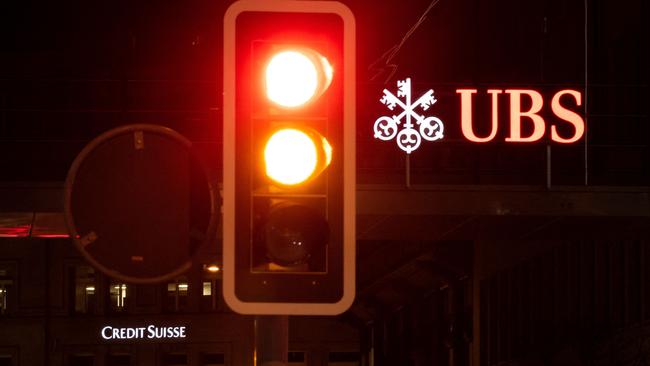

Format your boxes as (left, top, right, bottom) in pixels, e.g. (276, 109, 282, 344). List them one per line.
(1, 182, 648, 217)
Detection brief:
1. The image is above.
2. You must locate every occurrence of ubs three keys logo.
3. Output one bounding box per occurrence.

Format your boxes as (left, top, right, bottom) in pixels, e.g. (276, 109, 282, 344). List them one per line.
(373, 78, 444, 154)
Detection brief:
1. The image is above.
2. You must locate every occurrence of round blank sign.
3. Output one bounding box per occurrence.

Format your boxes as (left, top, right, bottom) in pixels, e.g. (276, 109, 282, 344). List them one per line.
(64, 124, 217, 283)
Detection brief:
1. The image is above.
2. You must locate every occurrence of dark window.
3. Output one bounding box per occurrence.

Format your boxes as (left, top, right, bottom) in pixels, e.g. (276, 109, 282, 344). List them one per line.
(136, 284, 158, 308)
(165, 277, 189, 312)
(0, 355, 12, 366)
(288, 351, 305, 364)
(71, 266, 96, 314)
(106, 354, 130, 366)
(328, 351, 360, 365)
(0, 266, 16, 315)
(69, 355, 94, 366)
(201, 353, 225, 366)
(0, 279, 11, 315)
(163, 353, 187, 366)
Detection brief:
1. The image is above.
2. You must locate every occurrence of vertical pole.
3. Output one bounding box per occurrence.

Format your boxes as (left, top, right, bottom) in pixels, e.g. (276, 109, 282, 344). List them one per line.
(472, 243, 481, 366)
(448, 285, 455, 366)
(405, 154, 411, 189)
(542, 12, 551, 192)
(44, 237, 51, 366)
(1, 92, 6, 137)
(584, 0, 589, 186)
(546, 145, 552, 189)
(255, 315, 288, 366)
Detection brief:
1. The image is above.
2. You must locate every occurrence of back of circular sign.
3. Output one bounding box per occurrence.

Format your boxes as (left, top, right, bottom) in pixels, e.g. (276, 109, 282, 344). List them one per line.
(64, 124, 217, 284)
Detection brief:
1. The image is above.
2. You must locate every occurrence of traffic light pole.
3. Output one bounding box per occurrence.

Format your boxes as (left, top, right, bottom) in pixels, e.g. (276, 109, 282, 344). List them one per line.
(255, 315, 289, 366)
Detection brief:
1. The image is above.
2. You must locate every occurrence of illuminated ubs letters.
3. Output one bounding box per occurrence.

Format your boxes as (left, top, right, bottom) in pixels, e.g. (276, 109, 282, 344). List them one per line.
(101, 325, 187, 340)
(457, 89, 585, 143)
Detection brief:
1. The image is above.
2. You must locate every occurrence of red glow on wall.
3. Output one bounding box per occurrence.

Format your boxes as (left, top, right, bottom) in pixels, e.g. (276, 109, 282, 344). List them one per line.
(32, 234, 70, 238)
(0, 225, 31, 238)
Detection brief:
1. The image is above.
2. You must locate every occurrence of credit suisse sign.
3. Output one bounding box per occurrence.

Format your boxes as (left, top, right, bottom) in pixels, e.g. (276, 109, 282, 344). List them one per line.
(374, 78, 585, 154)
(101, 325, 187, 340)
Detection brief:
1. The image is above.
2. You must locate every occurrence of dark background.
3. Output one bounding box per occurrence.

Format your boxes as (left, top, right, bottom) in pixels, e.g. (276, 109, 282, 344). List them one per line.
(0, 0, 647, 186)
(0, 1, 648, 366)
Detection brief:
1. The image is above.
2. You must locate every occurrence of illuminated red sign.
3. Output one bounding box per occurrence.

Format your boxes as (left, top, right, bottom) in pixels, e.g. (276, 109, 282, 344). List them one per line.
(373, 78, 585, 153)
(458, 89, 585, 143)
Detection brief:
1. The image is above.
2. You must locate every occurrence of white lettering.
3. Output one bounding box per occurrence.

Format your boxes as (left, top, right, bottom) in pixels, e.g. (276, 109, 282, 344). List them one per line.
(102, 325, 187, 340)
(101, 326, 112, 340)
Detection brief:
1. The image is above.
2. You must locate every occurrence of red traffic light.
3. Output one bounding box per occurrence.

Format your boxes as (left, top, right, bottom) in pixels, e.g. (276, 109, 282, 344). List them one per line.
(265, 49, 333, 108)
(223, 0, 356, 315)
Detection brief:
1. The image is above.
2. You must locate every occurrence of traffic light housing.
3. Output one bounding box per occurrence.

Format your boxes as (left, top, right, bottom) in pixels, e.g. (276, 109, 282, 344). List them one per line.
(223, 0, 355, 315)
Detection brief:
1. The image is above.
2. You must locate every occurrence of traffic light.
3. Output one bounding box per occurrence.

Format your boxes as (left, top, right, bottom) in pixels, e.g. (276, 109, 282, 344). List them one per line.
(223, 0, 355, 315)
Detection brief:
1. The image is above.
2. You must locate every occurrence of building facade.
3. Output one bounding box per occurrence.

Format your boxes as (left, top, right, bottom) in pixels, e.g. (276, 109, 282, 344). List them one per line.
(0, 236, 360, 366)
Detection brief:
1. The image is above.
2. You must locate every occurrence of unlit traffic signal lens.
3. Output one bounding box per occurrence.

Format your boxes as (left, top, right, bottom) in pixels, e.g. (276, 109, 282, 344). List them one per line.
(265, 49, 333, 108)
(264, 128, 332, 186)
(261, 203, 329, 267)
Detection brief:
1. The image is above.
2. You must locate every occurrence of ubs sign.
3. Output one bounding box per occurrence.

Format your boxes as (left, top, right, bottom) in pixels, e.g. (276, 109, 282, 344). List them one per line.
(374, 78, 585, 153)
